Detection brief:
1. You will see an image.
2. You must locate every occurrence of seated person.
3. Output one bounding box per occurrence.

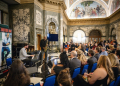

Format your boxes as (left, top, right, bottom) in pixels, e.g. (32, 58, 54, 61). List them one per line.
(108, 45, 116, 54)
(51, 51, 69, 75)
(108, 53, 120, 80)
(51, 51, 69, 86)
(77, 50, 87, 67)
(69, 50, 81, 73)
(74, 55, 114, 86)
(4, 60, 30, 86)
(94, 47, 100, 61)
(19, 43, 34, 66)
(87, 50, 97, 73)
(116, 50, 120, 64)
(100, 47, 108, 56)
(57, 68, 72, 86)
(92, 43, 97, 50)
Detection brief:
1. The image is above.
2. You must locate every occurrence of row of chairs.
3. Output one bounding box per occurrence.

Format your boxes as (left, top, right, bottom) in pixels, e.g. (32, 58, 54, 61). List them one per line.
(109, 75, 120, 86)
(30, 74, 56, 86)
(72, 62, 98, 79)
(72, 63, 120, 86)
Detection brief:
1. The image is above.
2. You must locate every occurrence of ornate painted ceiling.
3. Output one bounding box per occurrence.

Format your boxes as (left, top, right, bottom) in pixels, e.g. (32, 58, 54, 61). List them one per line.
(65, 0, 120, 19)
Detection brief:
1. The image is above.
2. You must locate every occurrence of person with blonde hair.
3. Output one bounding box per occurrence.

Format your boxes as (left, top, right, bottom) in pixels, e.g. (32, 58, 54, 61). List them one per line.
(74, 55, 114, 86)
(109, 45, 116, 54)
(108, 53, 120, 80)
(57, 68, 72, 86)
(77, 50, 87, 67)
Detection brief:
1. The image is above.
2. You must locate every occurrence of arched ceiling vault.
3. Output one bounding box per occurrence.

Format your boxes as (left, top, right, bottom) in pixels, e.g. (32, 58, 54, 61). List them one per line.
(65, 0, 120, 19)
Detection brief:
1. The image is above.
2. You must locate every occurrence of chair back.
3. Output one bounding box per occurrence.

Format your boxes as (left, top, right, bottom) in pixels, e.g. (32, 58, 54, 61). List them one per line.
(91, 63, 97, 72)
(81, 64, 89, 75)
(35, 83, 40, 86)
(44, 74, 56, 86)
(6, 58, 12, 67)
(109, 81, 115, 86)
(86, 48, 89, 52)
(72, 67, 81, 79)
(114, 75, 120, 86)
(29, 83, 34, 86)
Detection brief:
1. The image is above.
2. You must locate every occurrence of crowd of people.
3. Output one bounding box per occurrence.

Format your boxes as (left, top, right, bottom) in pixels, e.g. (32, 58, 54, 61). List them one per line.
(3, 38, 120, 86)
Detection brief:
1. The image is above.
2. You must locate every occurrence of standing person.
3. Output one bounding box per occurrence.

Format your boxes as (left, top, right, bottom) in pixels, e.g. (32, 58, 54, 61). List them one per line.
(2, 33, 11, 65)
(40, 36, 49, 62)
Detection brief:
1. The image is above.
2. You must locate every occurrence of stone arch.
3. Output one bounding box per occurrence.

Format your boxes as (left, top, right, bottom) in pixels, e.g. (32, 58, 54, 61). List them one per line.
(68, 0, 109, 17)
(45, 18, 59, 35)
(72, 29, 86, 37)
(73, 30, 86, 43)
(88, 29, 103, 37)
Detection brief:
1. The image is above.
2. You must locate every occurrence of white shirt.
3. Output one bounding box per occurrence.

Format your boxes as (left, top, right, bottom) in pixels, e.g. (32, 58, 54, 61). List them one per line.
(3, 37, 11, 47)
(19, 47, 31, 60)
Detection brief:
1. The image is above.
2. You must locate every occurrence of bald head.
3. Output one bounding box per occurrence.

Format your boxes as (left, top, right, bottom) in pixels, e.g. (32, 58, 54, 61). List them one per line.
(71, 50, 77, 58)
(44, 36, 47, 40)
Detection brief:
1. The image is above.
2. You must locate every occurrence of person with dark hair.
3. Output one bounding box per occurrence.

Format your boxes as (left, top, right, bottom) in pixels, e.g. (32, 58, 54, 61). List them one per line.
(87, 49, 97, 73)
(19, 43, 34, 60)
(4, 60, 30, 86)
(94, 47, 100, 61)
(116, 50, 120, 64)
(51, 51, 69, 75)
(51, 52, 70, 86)
(57, 68, 72, 86)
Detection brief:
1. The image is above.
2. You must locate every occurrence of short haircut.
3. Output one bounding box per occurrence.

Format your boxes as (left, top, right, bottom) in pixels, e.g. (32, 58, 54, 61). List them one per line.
(101, 47, 106, 50)
(88, 49, 95, 56)
(116, 50, 120, 57)
(24, 43, 28, 47)
(71, 50, 77, 57)
(95, 47, 100, 52)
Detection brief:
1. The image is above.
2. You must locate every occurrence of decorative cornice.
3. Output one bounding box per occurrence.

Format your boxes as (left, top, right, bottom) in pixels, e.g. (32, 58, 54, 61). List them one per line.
(39, 0, 67, 11)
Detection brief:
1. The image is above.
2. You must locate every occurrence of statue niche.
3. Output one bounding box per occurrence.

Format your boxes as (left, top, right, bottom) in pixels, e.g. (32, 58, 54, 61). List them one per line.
(48, 22, 57, 45)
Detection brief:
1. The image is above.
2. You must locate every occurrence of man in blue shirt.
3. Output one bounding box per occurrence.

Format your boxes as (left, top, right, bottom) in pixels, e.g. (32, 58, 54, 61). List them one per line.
(100, 47, 108, 56)
(2, 33, 11, 65)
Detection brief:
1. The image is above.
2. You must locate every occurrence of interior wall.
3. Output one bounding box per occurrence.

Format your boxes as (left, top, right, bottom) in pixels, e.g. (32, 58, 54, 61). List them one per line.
(9, 4, 34, 45)
(34, 4, 43, 50)
(0, 1, 9, 26)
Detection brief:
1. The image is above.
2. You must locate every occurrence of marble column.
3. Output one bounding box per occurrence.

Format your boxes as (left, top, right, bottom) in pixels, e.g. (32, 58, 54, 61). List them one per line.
(67, 26, 70, 42)
(116, 23, 120, 44)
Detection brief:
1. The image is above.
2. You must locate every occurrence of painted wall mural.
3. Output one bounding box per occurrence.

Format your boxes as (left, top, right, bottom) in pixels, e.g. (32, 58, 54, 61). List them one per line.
(70, 1, 106, 19)
(111, 0, 120, 14)
(69, 0, 76, 7)
(103, 0, 109, 4)
(13, 9, 30, 42)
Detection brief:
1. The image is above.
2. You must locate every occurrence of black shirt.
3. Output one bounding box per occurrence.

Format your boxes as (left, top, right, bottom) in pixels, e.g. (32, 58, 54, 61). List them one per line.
(40, 39, 48, 50)
(112, 67, 119, 80)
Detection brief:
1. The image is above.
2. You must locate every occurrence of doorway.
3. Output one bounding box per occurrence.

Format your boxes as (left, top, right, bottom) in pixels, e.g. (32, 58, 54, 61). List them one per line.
(89, 30, 101, 43)
(73, 30, 85, 43)
(37, 34, 41, 50)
